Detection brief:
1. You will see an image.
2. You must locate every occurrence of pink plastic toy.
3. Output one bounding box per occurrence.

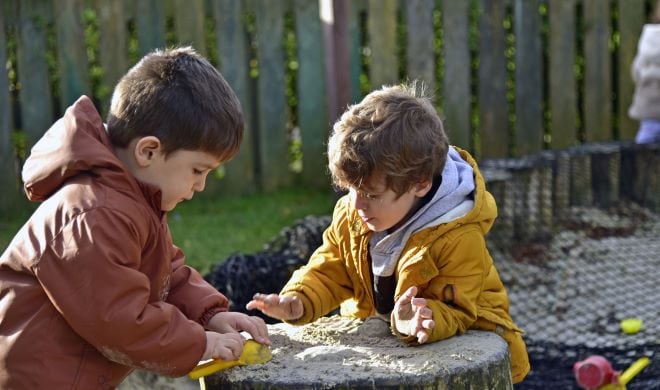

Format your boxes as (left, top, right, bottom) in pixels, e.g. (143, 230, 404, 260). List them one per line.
(573, 355, 620, 389)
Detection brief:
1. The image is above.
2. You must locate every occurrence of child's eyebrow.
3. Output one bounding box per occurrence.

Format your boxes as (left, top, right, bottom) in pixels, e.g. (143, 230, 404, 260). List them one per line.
(198, 162, 220, 170)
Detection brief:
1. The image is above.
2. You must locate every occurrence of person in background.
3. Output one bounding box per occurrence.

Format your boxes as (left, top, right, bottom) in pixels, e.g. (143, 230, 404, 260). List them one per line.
(629, 1, 660, 144)
(247, 82, 530, 384)
(0, 47, 269, 388)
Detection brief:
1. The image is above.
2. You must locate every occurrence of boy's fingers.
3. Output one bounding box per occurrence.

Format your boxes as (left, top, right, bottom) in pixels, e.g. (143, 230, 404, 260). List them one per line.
(243, 316, 270, 345)
(421, 319, 435, 330)
(411, 297, 426, 309)
(417, 306, 432, 319)
(245, 300, 263, 311)
(416, 330, 428, 344)
(400, 286, 418, 302)
(246, 293, 281, 311)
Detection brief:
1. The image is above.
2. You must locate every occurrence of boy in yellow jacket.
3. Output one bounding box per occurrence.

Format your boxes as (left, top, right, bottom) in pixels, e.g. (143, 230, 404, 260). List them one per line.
(248, 82, 529, 383)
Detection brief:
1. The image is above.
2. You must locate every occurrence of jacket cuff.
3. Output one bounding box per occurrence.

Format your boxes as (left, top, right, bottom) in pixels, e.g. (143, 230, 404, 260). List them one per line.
(199, 305, 227, 328)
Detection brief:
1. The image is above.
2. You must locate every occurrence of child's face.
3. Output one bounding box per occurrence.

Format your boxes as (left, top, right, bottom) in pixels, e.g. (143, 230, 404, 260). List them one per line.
(136, 148, 221, 211)
(348, 176, 431, 233)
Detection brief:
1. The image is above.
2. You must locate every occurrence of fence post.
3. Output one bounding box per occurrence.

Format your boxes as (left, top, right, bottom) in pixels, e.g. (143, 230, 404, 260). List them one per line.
(54, 0, 91, 112)
(478, 0, 508, 159)
(321, 0, 350, 123)
(212, 0, 256, 195)
(0, 7, 23, 216)
(174, 0, 207, 56)
(617, 0, 645, 141)
(442, 0, 471, 150)
(514, 0, 543, 156)
(583, 0, 612, 142)
(96, 0, 128, 116)
(136, 0, 166, 56)
(548, 0, 577, 149)
(16, 0, 54, 150)
(405, 0, 435, 93)
(296, 0, 330, 189)
(254, 0, 290, 191)
(367, 0, 397, 89)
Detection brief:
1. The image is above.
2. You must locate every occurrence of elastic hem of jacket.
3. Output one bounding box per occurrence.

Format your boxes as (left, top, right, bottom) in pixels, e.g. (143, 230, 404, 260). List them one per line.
(199, 305, 227, 328)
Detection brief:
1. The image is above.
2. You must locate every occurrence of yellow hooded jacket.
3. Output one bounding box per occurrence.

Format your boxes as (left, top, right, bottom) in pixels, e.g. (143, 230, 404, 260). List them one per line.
(280, 148, 530, 383)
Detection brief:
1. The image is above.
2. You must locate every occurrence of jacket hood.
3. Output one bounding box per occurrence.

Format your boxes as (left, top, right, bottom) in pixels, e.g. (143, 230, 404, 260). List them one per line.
(21, 96, 160, 210)
(370, 146, 480, 277)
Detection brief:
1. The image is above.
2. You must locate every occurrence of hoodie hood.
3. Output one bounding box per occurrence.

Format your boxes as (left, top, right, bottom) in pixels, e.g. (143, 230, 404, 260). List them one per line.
(370, 146, 476, 277)
(21, 96, 161, 211)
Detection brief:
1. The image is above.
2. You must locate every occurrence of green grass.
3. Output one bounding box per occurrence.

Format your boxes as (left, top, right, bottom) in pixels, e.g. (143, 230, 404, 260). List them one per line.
(0, 186, 335, 275)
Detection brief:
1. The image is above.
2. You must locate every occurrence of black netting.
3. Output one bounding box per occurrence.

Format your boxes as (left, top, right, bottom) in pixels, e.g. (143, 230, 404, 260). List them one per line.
(482, 142, 659, 389)
(204, 216, 331, 323)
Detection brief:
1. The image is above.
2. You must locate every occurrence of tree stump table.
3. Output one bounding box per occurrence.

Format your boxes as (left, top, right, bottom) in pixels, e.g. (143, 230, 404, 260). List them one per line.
(204, 315, 513, 389)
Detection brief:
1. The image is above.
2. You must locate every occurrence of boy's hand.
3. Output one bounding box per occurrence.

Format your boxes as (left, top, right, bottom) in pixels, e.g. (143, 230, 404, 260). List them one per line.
(246, 293, 303, 321)
(206, 312, 270, 345)
(393, 286, 435, 344)
(202, 331, 243, 361)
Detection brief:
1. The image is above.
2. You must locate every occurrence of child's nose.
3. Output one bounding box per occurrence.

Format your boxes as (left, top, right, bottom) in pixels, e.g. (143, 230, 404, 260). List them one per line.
(352, 193, 368, 210)
(194, 176, 206, 192)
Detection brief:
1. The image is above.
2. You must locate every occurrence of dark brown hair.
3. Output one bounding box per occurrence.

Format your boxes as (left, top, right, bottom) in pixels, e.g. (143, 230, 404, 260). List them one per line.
(107, 46, 243, 161)
(327, 81, 448, 196)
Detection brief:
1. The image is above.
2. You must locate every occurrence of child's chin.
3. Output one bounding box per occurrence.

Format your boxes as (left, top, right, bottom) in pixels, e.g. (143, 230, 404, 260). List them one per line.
(367, 224, 384, 232)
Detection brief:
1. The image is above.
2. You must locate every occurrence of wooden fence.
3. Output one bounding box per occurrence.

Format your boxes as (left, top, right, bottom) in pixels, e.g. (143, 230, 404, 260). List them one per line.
(0, 0, 653, 215)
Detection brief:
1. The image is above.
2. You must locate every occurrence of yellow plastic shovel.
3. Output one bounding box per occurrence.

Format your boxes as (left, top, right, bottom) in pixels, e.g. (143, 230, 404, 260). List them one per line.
(188, 339, 272, 380)
(600, 357, 650, 390)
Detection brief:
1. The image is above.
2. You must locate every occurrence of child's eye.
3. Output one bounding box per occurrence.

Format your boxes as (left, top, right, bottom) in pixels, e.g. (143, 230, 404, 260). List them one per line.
(193, 169, 203, 175)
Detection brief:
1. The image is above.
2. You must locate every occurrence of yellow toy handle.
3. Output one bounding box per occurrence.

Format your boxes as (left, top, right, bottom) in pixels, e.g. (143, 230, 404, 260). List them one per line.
(188, 358, 241, 380)
(619, 357, 650, 385)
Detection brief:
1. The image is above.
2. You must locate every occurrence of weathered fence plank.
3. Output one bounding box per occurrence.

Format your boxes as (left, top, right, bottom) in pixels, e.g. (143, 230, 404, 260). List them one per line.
(349, 0, 365, 104)
(442, 0, 471, 149)
(583, 0, 611, 142)
(96, 0, 128, 115)
(405, 0, 435, 93)
(0, 12, 10, 158)
(212, 0, 256, 195)
(254, 0, 291, 191)
(617, 0, 646, 141)
(478, 0, 509, 159)
(514, 0, 543, 156)
(295, 0, 330, 189)
(16, 0, 54, 148)
(322, 0, 351, 123)
(549, 0, 577, 149)
(54, 0, 91, 111)
(174, 0, 207, 56)
(135, 0, 166, 57)
(0, 4, 20, 213)
(367, 0, 398, 89)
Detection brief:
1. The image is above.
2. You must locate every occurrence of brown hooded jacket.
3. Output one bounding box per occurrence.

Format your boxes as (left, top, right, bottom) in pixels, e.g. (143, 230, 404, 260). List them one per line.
(0, 96, 227, 389)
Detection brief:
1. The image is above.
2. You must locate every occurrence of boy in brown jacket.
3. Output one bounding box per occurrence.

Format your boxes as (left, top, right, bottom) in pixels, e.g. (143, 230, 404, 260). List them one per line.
(248, 82, 529, 383)
(0, 47, 269, 388)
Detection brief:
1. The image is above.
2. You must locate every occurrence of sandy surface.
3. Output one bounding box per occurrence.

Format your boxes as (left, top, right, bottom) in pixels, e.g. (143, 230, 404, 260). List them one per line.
(206, 315, 509, 388)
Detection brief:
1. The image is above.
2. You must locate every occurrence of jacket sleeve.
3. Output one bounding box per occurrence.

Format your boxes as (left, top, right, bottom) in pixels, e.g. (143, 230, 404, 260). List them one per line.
(33, 207, 206, 377)
(165, 241, 229, 327)
(279, 199, 355, 325)
(397, 227, 489, 344)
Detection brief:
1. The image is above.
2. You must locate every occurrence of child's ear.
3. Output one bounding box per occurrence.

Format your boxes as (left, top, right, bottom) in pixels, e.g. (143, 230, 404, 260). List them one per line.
(413, 180, 433, 197)
(133, 136, 162, 167)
